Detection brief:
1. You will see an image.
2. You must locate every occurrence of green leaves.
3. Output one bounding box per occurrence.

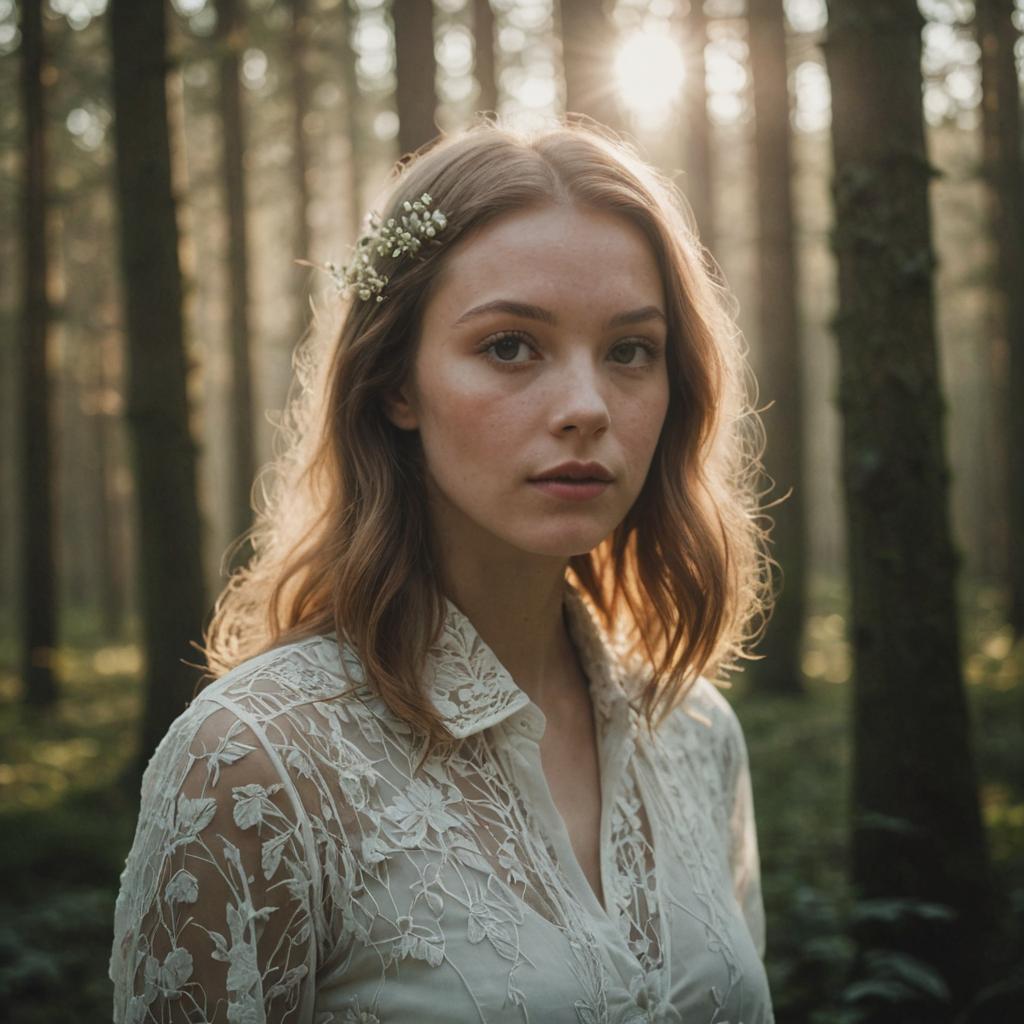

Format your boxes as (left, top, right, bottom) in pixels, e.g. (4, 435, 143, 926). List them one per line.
(843, 949, 952, 1005)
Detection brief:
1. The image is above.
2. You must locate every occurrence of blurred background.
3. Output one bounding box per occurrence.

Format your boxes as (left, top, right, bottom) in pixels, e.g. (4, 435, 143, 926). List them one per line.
(1, 0, 1022, 1021)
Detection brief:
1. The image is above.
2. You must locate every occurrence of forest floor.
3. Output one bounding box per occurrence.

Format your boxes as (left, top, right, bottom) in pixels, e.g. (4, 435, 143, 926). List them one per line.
(0, 582, 1021, 1024)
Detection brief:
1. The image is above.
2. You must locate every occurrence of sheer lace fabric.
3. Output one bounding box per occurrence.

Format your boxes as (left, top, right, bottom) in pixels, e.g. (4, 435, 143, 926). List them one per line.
(110, 585, 774, 1023)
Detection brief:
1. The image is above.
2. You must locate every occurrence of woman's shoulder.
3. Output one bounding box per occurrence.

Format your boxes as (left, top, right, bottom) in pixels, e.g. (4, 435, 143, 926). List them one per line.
(193, 632, 370, 726)
(651, 674, 751, 780)
(201, 632, 357, 707)
(139, 633, 370, 789)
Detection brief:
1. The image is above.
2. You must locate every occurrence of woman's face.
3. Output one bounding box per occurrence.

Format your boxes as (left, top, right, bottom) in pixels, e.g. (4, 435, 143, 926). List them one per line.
(386, 202, 671, 563)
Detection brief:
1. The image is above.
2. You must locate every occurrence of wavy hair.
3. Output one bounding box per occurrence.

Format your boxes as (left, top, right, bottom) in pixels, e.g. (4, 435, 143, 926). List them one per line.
(200, 120, 774, 745)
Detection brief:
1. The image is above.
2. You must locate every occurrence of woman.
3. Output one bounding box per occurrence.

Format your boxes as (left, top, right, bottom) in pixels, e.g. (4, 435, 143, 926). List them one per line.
(110, 122, 775, 1023)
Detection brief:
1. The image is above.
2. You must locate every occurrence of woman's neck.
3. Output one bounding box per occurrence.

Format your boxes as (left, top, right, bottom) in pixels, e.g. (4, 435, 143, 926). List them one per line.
(437, 552, 580, 710)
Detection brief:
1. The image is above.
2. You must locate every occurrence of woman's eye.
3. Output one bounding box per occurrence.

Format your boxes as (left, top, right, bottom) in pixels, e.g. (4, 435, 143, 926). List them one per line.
(483, 332, 533, 364)
(610, 340, 656, 366)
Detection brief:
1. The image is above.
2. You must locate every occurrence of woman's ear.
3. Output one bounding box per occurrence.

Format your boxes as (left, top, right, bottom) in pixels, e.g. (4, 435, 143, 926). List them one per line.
(382, 385, 419, 431)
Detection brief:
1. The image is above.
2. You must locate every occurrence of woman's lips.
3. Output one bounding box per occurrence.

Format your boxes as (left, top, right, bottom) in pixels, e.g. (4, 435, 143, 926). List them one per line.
(528, 479, 610, 501)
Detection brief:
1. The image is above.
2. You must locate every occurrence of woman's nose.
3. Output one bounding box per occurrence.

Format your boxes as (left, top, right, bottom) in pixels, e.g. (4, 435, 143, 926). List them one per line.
(548, 361, 611, 437)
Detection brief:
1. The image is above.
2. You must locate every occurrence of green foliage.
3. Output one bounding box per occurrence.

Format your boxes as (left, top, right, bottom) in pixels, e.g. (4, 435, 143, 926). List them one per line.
(850, 899, 956, 925)
(843, 949, 952, 1005)
(736, 580, 1024, 1022)
(0, 788, 136, 1023)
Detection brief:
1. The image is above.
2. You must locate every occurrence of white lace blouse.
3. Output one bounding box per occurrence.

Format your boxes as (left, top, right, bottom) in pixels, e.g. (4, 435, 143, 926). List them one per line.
(110, 584, 774, 1023)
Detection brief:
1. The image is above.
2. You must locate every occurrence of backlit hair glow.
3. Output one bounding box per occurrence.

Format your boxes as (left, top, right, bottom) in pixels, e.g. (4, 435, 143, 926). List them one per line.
(200, 120, 775, 747)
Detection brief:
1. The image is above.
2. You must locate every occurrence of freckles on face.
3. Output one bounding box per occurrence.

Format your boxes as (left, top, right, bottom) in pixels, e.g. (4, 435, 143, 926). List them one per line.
(399, 202, 671, 559)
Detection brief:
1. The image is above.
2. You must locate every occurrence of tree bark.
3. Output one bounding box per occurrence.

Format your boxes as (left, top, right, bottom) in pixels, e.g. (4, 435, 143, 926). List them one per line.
(289, 0, 314, 343)
(393, 0, 438, 157)
(558, 0, 623, 132)
(109, 0, 207, 778)
(976, 0, 1024, 633)
(823, 2, 997, 1017)
(473, 0, 498, 116)
(340, 0, 365, 239)
(680, 0, 715, 253)
(747, 0, 806, 695)
(17, 0, 58, 707)
(215, 0, 257, 557)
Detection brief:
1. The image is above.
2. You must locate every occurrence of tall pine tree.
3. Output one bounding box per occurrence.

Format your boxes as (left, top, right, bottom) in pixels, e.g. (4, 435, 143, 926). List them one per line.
(393, 0, 439, 155)
(976, 0, 1024, 635)
(748, 0, 806, 695)
(109, 0, 207, 778)
(17, 0, 58, 707)
(823, 2, 996, 1017)
(214, 0, 257, 559)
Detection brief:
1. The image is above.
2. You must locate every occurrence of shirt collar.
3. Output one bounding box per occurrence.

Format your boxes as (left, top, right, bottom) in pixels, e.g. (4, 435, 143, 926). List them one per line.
(425, 580, 632, 740)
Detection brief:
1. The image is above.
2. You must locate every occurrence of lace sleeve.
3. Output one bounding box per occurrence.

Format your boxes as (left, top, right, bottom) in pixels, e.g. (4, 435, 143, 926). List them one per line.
(726, 710, 767, 960)
(110, 702, 319, 1023)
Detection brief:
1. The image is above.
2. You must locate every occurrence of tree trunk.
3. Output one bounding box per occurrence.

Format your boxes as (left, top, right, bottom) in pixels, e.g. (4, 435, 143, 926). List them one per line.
(95, 342, 127, 641)
(17, 0, 58, 707)
(340, 0, 365, 239)
(680, 0, 715, 253)
(558, 0, 623, 132)
(747, 0, 806, 696)
(109, 0, 207, 778)
(393, 0, 438, 156)
(289, 0, 314, 354)
(215, 0, 257, 557)
(976, 0, 1024, 633)
(823, 2, 997, 1017)
(78, 190, 127, 641)
(473, 0, 498, 116)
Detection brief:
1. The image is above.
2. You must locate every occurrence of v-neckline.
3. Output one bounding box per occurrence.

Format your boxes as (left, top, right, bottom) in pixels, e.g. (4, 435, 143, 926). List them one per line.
(537, 659, 609, 915)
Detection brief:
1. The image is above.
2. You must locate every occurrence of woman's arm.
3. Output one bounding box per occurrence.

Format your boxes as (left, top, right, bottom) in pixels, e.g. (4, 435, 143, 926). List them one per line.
(110, 704, 320, 1023)
(726, 710, 767, 960)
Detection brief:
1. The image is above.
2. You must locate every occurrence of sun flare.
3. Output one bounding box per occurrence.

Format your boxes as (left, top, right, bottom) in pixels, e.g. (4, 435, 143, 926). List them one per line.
(614, 30, 686, 121)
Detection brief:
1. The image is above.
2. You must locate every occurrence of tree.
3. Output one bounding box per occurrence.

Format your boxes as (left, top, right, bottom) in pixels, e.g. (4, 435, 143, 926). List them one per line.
(976, 0, 1024, 634)
(289, 0, 314, 342)
(680, 0, 715, 252)
(747, 0, 806, 695)
(823, 2, 996, 1017)
(109, 0, 207, 777)
(558, 0, 623, 131)
(17, 0, 58, 707)
(215, 0, 257, 556)
(473, 0, 498, 116)
(393, 0, 439, 155)
(338, 0, 365, 239)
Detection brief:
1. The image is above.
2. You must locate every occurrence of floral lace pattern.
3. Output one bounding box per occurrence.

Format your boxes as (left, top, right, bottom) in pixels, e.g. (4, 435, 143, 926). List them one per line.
(110, 584, 773, 1023)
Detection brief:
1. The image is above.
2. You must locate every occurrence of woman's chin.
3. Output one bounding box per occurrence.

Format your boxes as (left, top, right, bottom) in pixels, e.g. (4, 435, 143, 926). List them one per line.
(507, 527, 611, 561)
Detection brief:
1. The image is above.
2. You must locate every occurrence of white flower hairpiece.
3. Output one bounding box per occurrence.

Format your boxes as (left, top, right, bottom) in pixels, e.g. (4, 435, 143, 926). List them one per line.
(324, 193, 448, 303)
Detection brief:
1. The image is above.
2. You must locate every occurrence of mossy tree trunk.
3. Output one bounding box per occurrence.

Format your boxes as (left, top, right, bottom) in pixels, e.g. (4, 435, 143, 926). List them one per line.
(17, 0, 58, 708)
(393, 0, 439, 156)
(109, 0, 207, 778)
(976, 0, 1024, 634)
(823, 3, 997, 1018)
(748, 0, 806, 696)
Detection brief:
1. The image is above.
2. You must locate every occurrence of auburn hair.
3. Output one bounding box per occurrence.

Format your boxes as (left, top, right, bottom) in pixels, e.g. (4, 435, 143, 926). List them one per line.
(200, 120, 774, 746)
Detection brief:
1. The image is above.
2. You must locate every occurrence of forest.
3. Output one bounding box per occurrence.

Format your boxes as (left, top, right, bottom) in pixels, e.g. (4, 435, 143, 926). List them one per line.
(1, 0, 1023, 1021)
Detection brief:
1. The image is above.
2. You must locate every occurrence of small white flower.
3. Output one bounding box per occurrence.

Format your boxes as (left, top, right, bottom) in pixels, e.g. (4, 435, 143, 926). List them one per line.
(323, 193, 448, 302)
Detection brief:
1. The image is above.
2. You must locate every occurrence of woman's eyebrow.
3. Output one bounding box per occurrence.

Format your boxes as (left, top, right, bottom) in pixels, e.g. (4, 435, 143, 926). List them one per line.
(606, 305, 667, 328)
(452, 300, 666, 329)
